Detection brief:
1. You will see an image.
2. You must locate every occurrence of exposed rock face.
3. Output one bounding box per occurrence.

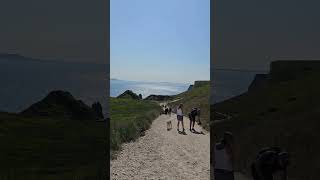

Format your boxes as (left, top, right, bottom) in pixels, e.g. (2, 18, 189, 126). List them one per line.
(193, 81, 209, 88)
(20, 90, 99, 120)
(248, 74, 269, 91)
(117, 90, 140, 100)
(92, 102, 104, 120)
(144, 95, 173, 101)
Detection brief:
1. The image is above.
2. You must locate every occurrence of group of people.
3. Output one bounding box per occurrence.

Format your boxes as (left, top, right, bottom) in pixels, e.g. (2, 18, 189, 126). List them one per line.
(163, 106, 172, 116)
(175, 103, 201, 132)
(214, 132, 290, 180)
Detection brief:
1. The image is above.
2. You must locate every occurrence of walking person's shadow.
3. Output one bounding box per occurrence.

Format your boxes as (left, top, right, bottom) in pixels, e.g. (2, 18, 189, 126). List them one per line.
(178, 130, 187, 135)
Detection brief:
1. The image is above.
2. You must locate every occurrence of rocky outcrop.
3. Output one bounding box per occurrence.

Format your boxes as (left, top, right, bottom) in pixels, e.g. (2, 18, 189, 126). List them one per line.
(117, 90, 140, 100)
(20, 90, 102, 120)
(188, 85, 194, 91)
(193, 81, 209, 88)
(144, 95, 173, 101)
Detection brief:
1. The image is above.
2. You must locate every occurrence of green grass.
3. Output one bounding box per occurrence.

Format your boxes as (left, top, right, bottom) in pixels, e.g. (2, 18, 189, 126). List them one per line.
(0, 112, 107, 179)
(110, 97, 161, 158)
(212, 71, 320, 180)
(169, 81, 210, 130)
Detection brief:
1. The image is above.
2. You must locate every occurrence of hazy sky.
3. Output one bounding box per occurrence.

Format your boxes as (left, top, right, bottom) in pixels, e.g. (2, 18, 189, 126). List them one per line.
(0, 0, 106, 64)
(111, 0, 210, 84)
(215, 0, 320, 71)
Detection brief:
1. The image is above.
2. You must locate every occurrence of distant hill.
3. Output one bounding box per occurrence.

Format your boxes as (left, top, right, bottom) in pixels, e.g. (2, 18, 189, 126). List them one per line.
(117, 90, 141, 100)
(212, 60, 320, 179)
(21, 90, 103, 120)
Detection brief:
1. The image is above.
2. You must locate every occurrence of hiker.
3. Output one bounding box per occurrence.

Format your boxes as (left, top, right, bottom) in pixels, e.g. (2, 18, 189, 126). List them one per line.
(251, 147, 290, 180)
(176, 103, 185, 132)
(189, 107, 198, 131)
(164, 107, 168, 115)
(214, 132, 234, 180)
(168, 107, 172, 116)
(197, 108, 201, 125)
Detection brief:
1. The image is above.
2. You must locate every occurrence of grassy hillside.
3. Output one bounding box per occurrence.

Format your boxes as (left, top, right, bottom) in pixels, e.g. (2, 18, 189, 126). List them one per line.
(0, 113, 106, 180)
(212, 71, 320, 180)
(169, 81, 210, 130)
(110, 97, 161, 158)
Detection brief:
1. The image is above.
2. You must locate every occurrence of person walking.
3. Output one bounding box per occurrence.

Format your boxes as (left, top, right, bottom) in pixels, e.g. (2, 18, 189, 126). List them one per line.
(176, 103, 185, 132)
(214, 132, 235, 180)
(189, 107, 198, 131)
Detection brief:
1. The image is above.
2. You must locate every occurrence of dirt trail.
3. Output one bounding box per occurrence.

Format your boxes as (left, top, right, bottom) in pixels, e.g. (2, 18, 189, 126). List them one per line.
(111, 105, 251, 180)
(111, 113, 210, 180)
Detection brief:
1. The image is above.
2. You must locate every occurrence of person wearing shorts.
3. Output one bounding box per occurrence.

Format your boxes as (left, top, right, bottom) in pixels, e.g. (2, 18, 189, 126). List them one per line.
(176, 103, 185, 132)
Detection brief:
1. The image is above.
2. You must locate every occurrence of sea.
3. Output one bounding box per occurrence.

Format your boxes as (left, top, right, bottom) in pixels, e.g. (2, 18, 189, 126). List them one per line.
(110, 79, 190, 98)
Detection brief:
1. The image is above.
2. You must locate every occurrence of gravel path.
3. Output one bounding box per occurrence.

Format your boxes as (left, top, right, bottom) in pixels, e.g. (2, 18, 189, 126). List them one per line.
(111, 114, 210, 180)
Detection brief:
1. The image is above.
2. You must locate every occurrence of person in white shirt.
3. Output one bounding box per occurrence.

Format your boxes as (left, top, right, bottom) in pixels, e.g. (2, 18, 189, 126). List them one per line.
(176, 103, 185, 132)
(214, 132, 235, 180)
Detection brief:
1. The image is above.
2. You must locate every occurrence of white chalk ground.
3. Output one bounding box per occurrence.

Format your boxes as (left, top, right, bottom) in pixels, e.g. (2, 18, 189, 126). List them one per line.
(111, 113, 251, 180)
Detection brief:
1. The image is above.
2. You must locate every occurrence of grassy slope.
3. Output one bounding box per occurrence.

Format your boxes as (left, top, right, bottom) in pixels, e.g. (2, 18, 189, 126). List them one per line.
(0, 112, 106, 180)
(212, 72, 320, 179)
(169, 81, 210, 130)
(110, 97, 161, 157)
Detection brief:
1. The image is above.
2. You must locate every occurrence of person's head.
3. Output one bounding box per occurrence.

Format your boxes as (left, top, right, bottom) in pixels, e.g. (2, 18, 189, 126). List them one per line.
(178, 103, 183, 109)
(278, 152, 290, 169)
(223, 131, 234, 146)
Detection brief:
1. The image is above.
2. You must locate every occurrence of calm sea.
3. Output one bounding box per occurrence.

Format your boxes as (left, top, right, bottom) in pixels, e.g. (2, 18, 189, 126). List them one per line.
(110, 79, 190, 98)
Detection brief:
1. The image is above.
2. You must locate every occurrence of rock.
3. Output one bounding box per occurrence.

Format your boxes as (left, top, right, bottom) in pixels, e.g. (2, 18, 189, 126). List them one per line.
(20, 90, 99, 120)
(117, 90, 140, 100)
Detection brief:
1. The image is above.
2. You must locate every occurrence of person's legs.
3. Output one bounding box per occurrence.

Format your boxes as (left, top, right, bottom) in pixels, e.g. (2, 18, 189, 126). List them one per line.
(181, 119, 185, 131)
(192, 119, 195, 129)
(177, 116, 180, 131)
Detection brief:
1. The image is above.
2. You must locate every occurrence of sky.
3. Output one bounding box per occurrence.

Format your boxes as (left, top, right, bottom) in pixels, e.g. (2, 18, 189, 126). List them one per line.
(215, 0, 320, 71)
(110, 0, 210, 84)
(0, 0, 106, 64)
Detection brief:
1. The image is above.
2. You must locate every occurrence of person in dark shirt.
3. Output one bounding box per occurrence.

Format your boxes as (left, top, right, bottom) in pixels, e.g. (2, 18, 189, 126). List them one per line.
(251, 147, 290, 180)
(189, 107, 198, 131)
